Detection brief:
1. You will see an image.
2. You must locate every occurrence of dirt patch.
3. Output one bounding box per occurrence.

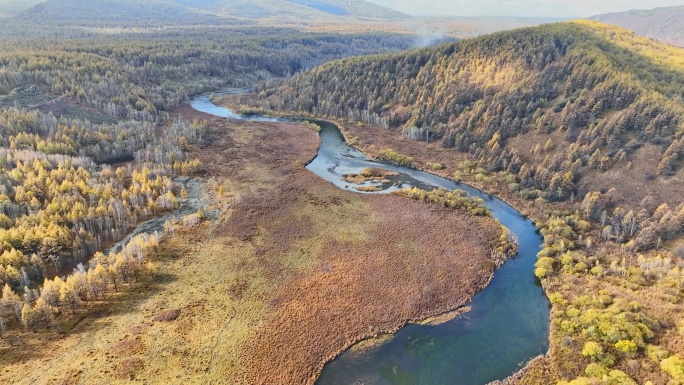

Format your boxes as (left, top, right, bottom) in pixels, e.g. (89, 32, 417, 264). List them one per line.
(0, 85, 55, 108)
(115, 356, 144, 380)
(0, 85, 118, 123)
(152, 309, 181, 322)
(110, 337, 145, 355)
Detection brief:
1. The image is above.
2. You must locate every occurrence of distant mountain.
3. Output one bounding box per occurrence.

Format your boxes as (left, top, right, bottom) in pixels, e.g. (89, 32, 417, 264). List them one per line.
(15, 0, 225, 25)
(590, 6, 684, 47)
(0, 0, 43, 18)
(13, 0, 408, 26)
(170, 0, 408, 20)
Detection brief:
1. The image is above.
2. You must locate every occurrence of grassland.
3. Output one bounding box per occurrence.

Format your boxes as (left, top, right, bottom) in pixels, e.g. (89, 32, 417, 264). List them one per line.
(0, 103, 510, 384)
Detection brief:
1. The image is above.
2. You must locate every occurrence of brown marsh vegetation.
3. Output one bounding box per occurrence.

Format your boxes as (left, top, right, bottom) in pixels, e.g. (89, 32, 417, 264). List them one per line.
(0, 9, 543, 385)
(0, 103, 510, 385)
(180, 106, 512, 384)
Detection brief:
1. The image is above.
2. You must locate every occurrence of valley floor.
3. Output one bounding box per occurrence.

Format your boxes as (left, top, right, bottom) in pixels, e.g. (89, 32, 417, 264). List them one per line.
(0, 104, 507, 384)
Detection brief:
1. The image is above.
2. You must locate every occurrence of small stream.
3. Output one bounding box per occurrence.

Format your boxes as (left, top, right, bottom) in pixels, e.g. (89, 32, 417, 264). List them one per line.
(190, 94, 550, 385)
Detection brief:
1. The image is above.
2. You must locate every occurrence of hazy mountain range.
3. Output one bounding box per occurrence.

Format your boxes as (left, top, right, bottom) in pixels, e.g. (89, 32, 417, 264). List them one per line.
(0, 0, 408, 24)
(590, 6, 684, 47)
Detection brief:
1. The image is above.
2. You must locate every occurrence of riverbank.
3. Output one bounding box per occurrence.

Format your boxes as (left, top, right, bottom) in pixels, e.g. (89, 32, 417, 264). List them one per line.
(190, 96, 555, 385)
(211, 92, 553, 384)
(217, 79, 684, 383)
(175, 103, 513, 384)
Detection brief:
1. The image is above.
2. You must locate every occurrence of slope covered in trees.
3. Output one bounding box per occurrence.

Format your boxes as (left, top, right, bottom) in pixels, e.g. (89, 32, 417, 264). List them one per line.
(14, 0, 227, 26)
(188, 0, 409, 20)
(0, 27, 413, 117)
(259, 20, 684, 209)
(13, 0, 408, 26)
(590, 6, 684, 48)
(0, 0, 43, 18)
(251, 20, 684, 384)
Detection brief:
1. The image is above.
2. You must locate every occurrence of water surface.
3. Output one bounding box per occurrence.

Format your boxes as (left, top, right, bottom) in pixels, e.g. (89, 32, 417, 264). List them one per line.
(190, 95, 550, 385)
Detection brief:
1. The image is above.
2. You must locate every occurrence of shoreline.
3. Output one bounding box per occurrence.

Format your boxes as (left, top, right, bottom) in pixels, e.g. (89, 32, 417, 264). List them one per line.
(200, 94, 548, 385)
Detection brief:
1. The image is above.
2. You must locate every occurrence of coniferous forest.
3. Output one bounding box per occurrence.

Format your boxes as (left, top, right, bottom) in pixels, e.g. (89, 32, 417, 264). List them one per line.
(248, 20, 684, 385)
(2, 2, 684, 384)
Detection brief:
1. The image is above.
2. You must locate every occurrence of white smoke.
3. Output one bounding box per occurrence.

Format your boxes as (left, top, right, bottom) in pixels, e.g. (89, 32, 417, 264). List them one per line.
(413, 27, 449, 48)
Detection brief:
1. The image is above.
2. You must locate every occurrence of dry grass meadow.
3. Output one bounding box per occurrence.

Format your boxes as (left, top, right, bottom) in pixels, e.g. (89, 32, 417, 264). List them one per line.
(0, 104, 508, 384)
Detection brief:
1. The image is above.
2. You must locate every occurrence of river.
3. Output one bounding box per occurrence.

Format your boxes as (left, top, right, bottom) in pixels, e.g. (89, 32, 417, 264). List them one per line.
(190, 93, 550, 385)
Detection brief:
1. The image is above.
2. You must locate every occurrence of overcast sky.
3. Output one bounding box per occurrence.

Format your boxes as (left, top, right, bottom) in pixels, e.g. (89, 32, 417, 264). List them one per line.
(366, 0, 684, 18)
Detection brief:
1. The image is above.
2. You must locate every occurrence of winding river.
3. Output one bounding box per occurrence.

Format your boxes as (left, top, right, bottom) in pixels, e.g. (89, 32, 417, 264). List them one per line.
(190, 94, 551, 385)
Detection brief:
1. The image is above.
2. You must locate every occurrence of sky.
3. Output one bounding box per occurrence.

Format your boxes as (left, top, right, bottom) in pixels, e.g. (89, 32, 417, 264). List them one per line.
(366, 0, 684, 18)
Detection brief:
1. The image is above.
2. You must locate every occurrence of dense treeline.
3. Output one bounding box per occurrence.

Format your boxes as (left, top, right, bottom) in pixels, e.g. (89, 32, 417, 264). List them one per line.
(526, 196, 684, 384)
(258, 21, 684, 246)
(0, 111, 190, 333)
(0, 27, 415, 121)
(1, 231, 160, 335)
(0, 26, 415, 336)
(0, 108, 206, 290)
(255, 21, 684, 384)
(260, 21, 683, 185)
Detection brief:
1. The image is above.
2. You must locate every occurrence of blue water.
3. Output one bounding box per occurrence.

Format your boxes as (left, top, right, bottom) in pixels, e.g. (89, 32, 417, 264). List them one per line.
(191, 94, 550, 385)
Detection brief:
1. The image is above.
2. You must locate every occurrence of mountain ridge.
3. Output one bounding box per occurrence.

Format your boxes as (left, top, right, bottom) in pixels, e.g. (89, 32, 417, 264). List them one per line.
(590, 6, 684, 47)
(256, 20, 684, 207)
(9, 0, 409, 25)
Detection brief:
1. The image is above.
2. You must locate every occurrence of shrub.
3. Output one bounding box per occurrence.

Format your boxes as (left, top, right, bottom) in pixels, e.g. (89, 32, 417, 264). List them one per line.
(377, 149, 414, 167)
(153, 309, 181, 322)
(646, 344, 670, 362)
(534, 257, 555, 278)
(582, 341, 604, 360)
(615, 340, 638, 357)
(395, 187, 490, 216)
(661, 355, 684, 382)
(590, 265, 604, 276)
(603, 370, 637, 385)
(585, 363, 609, 378)
(574, 262, 588, 273)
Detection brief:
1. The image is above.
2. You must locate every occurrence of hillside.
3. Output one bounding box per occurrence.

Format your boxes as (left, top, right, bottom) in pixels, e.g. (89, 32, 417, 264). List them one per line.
(249, 20, 684, 384)
(13, 0, 408, 26)
(171, 0, 408, 20)
(260, 20, 684, 208)
(0, 0, 43, 18)
(14, 0, 227, 25)
(590, 6, 684, 47)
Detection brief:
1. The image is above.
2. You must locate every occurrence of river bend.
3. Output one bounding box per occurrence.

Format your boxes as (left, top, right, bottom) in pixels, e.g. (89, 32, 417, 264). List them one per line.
(190, 93, 550, 385)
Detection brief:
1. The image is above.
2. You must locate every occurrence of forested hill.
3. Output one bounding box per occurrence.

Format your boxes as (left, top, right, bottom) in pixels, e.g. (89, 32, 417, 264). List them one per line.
(198, 0, 409, 20)
(12, 0, 408, 25)
(590, 6, 684, 48)
(256, 26, 684, 384)
(259, 20, 684, 209)
(14, 0, 225, 25)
